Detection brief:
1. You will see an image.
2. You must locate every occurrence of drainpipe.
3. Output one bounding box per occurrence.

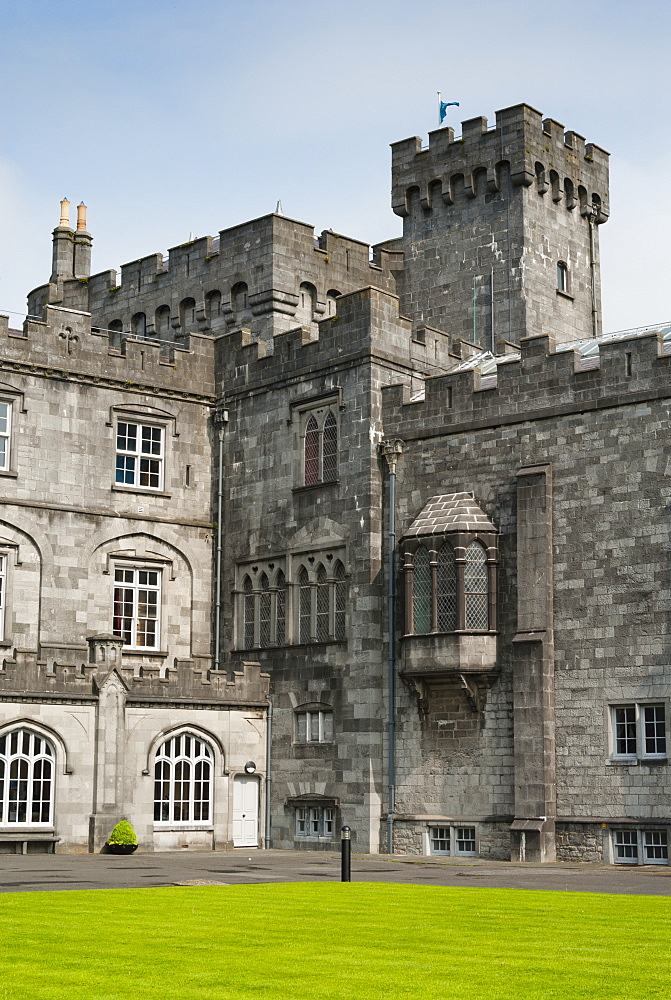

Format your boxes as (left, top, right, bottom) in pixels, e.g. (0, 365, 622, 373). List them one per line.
(588, 208, 599, 339)
(213, 408, 228, 671)
(382, 439, 404, 855)
(264, 697, 273, 849)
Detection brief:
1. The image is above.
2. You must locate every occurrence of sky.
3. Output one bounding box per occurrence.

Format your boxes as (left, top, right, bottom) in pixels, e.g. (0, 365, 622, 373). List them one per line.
(0, 0, 669, 332)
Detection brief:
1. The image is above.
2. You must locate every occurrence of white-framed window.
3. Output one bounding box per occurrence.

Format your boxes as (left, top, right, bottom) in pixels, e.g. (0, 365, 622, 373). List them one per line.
(0, 400, 11, 471)
(0, 729, 54, 826)
(428, 825, 477, 857)
(610, 704, 667, 761)
(113, 567, 161, 649)
(0, 554, 5, 642)
(295, 805, 335, 839)
(612, 829, 669, 865)
(295, 708, 334, 744)
(115, 421, 164, 490)
(154, 732, 212, 825)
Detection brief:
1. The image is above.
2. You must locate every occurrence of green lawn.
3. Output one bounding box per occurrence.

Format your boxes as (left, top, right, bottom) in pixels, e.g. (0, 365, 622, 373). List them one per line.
(1, 882, 669, 999)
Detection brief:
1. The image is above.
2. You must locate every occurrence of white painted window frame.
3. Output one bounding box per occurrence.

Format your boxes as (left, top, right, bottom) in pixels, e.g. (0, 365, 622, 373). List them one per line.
(611, 828, 669, 866)
(112, 566, 162, 651)
(0, 400, 11, 472)
(115, 420, 165, 491)
(427, 824, 477, 857)
(609, 702, 667, 762)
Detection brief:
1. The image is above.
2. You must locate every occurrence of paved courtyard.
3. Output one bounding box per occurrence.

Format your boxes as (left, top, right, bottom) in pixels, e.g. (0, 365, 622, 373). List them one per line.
(1, 850, 670, 895)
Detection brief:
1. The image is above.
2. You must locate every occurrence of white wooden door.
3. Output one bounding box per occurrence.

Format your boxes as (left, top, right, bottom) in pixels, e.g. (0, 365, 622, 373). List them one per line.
(232, 775, 260, 847)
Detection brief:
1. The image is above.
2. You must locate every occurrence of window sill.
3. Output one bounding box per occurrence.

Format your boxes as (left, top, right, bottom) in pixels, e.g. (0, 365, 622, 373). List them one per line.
(0, 469, 18, 478)
(112, 485, 172, 498)
(154, 825, 214, 832)
(556, 289, 574, 301)
(292, 480, 340, 495)
(235, 639, 346, 652)
(293, 741, 334, 747)
(608, 756, 668, 766)
(123, 649, 169, 658)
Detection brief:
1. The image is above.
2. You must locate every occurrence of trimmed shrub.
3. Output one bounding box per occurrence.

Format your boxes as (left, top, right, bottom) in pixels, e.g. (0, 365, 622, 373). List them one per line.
(107, 820, 138, 846)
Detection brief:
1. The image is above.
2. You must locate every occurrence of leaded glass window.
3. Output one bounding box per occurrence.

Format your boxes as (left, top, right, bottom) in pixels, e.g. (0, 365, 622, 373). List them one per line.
(436, 543, 457, 631)
(259, 574, 271, 648)
(334, 561, 346, 640)
(243, 575, 255, 650)
(276, 571, 286, 645)
(316, 566, 329, 642)
(304, 416, 320, 486)
(464, 542, 488, 629)
(322, 411, 338, 482)
(413, 547, 431, 634)
(299, 568, 312, 643)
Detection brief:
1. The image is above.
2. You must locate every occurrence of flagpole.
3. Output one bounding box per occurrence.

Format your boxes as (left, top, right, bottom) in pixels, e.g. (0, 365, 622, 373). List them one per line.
(437, 91, 441, 128)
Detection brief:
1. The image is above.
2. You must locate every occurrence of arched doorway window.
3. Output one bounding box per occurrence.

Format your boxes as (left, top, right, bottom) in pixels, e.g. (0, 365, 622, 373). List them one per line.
(154, 732, 212, 824)
(0, 728, 54, 825)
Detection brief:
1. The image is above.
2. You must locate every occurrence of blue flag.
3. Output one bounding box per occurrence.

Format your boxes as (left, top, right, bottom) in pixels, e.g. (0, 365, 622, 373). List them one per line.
(440, 101, 459, 124)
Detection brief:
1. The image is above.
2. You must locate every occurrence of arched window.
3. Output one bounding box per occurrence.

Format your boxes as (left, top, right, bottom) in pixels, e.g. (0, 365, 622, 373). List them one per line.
(557, 261, 569, 293)
(131, 312, 146, 339)
(206, 290, 222, 324)
(154, 732, 212, 824)
(179, 297, 196, 331)
(302, 407, 339, 486)
(304, 416, 320, 486)
(0, 729, 54, 825)
(155, 305, 171, 338)
(334, 561, 346, 640)
(464, 542, 489, 629)
(437, 543, 457, 631)
(299, 567, 312, 644)
(243, 575, 254, 649)
(259, 573, 271, 648)
(316, 565, 329, 642)
(413, 546, 431, 634)
(326, 289, 341, 316)
(322, 412, 338, 483)
(275, 570, 286, 645)
(296, 282, 316, 324)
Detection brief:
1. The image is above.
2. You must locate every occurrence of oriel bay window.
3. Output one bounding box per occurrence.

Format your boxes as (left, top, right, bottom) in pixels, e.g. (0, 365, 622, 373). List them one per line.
(401, 493, 498, 635)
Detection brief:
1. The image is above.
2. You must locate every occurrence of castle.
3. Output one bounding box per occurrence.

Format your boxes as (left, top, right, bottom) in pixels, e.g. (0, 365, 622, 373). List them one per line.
(1, 103, 669, 865)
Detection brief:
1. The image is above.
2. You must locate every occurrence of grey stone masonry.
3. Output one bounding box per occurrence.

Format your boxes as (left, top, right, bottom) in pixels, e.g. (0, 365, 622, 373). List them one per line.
(392, 104, 609, 345)
(3, 102, 667, 865)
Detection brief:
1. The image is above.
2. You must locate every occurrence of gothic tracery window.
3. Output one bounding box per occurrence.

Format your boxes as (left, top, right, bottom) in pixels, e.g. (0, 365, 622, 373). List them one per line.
(302, 406, 339, 487)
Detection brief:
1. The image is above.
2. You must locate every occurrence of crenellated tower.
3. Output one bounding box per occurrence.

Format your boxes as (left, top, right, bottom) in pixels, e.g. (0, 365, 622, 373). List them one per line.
(391, 103, 609, 346)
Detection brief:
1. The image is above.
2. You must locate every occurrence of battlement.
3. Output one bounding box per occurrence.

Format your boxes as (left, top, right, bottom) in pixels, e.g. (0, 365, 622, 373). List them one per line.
(382, 327, 670, 440)
(215, 286, 470, 394)
(0, 304, 215, 400)
(28, 212, 400, 348)
(391, 103, 609, 222)
(0, 648, 269, 706)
